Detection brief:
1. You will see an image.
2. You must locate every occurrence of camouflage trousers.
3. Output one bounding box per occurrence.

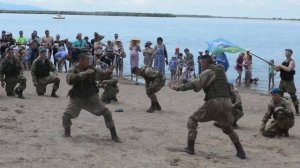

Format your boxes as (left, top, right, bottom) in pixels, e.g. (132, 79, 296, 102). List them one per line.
(146, 77, 166, 102)
(262, 118, 294, 137)
(279, 80, 298, 106)
(101, 85, 119, 103)
(62, 94, 115, 129)
(232, 107, 244, 122)
(187, 98, 241, 144)
(4, 76, 26, 95)
(35, 75, 60, 95)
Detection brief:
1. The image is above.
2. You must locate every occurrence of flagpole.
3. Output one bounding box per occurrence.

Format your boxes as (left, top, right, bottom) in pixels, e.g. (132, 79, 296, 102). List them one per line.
(248, 52, 275, 67)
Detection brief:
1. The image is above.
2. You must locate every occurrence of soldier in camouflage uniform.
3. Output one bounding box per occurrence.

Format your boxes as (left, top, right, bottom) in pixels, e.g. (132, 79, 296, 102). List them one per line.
(62, 52, 121, 142)
(170, 55, 246, 159)
(97, 66, 119, 104)
(229, 83, 244, 128)
(0, 48, 26, 99)
(260, 88, 295, 138)
(132, 66, 166, 113)
(31, 48, 60, 97)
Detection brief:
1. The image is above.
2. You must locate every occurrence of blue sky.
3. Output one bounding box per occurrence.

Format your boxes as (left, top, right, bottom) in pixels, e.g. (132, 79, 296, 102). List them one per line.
(1, 0, 300, 18)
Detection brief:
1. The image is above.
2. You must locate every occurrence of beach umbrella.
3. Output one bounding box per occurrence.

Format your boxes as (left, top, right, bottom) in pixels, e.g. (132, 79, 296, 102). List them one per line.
(206, 38, 244, 54)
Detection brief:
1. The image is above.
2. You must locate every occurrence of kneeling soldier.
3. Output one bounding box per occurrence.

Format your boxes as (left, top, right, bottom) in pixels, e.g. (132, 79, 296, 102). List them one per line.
(62, 52, 121, 142)
(97, 66, 119, 104)
(0, 48, 26, 99)
(31, 48, 60, 97)
(260, 88, 295, 138)
(132, 66, 166, 113)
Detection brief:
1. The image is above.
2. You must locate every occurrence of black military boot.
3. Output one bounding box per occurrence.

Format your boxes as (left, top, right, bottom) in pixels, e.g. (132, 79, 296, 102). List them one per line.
(233, 141, 246, 159)
(146, 102, 155, 113)
(15, 88, 25, 99)
(112, 97, 118, 102)
(283, 130, 290, 137)
(185, 140, 195, 155)
(64, 127, 71, 137)
(51, 89, 59, 97)
(109, 127, 122, 143)
(295, 105, 300, 116)
(155, 102, 162, 111)
(232, 121, 238, 129)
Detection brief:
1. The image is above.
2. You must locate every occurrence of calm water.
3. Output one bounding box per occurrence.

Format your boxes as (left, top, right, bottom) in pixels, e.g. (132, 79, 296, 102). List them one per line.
(1, 14, 300, 95)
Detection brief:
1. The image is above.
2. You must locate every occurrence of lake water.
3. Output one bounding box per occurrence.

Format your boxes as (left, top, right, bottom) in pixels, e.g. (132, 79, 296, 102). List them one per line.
(1, 13, 300, 95)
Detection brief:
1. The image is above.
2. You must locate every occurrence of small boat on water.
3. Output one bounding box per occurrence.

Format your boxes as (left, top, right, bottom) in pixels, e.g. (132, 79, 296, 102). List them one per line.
(53, 14, 65, 19)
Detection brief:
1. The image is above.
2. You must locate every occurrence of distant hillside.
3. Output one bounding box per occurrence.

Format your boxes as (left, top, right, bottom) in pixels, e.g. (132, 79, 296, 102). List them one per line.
(0, 2, 44, 10)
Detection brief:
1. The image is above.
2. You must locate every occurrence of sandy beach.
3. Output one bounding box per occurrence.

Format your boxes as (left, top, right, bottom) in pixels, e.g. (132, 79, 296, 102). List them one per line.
(0, 71, 299, 168)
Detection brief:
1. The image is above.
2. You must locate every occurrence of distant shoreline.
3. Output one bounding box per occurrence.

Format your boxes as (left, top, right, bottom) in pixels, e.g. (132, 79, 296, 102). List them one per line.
(0, 10, 300, 21)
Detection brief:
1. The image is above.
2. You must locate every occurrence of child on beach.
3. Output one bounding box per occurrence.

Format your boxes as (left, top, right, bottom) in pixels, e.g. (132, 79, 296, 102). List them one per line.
(268, 59, 276, 90)
(169, 56, 178, 80)
(176, 53, 184, 81)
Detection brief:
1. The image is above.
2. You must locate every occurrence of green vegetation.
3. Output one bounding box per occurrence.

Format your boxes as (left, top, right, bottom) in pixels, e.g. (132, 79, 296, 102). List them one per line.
(0, 10, 299, 21)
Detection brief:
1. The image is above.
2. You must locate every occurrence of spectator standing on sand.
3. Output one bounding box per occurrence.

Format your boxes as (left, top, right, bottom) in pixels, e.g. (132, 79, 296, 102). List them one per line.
(27, 32, 40, 68)
(154, 37, 168, 76)
(143, 41, 155, 67)
(16, 31, 27, 48)
(113, 39, 125, 77)
(235, 52, 244, 84)
(73, 33, 87, 49)
(94, 35, 106, 65)
(169, 56, 178, 80)
(129, 38, 141, 84)
(41, 30, 54, 60)
(53, 34, 64, 68)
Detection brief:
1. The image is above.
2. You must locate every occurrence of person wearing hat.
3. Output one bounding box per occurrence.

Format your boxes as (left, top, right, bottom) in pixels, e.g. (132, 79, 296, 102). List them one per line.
(93, 35, 106, 65)
(154, 37, 168, 76)
(260, 88, 295, 138)
(62, 52, 121, 143)
(129, 38, 141, 83)
(132, 66, 166, 113)
(170, 55, 246, 159)
(113, 39, 125, 77)
(274, 49, 299, 116)
(143, 41, 155, 67)
(0, 48, 26, 99)
(31, 48, 60, 97)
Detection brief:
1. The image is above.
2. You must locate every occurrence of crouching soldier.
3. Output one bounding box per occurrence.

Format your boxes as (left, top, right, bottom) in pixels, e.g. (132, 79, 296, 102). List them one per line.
(31, 48, 60, 97)
(260, 88, 295, 138)
(0, 48, 26, 99)
(132, 66, 166, 113)
(62, 52, 121, 142)
(97, 66, 119, 104)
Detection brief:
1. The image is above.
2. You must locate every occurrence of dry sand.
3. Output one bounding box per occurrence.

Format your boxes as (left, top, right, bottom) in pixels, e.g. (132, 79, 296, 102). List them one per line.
(0, 71, 299, 168)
